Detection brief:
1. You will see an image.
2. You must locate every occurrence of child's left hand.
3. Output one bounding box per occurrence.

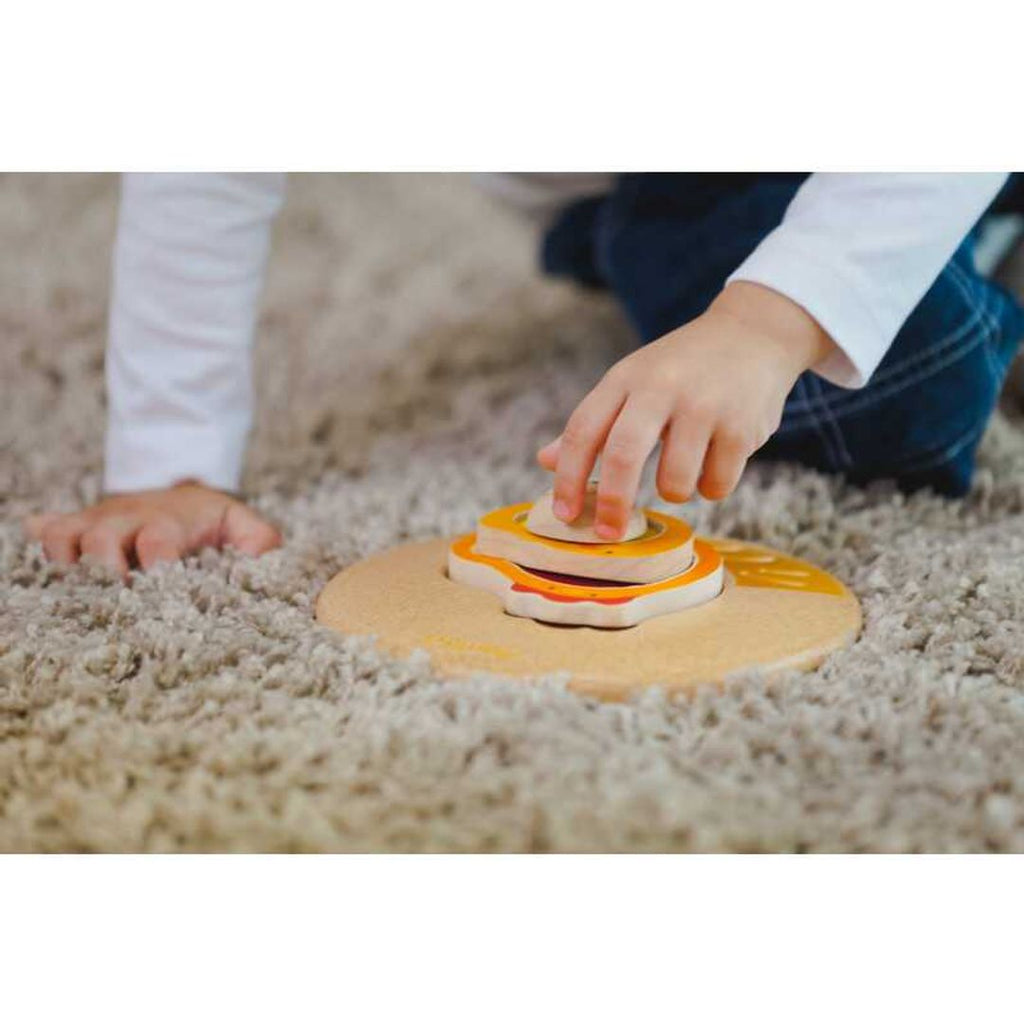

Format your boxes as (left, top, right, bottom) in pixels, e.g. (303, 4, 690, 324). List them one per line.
(537, 281, 835, 539)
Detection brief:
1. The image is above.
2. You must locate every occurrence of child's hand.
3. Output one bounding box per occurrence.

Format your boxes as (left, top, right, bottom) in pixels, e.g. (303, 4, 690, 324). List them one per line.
(24, 481, 281, 577)
(538, 282, 835, 539)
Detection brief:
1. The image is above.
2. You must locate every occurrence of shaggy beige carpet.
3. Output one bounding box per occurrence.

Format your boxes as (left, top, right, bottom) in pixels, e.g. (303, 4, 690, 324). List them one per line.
(3, 173, 1024, 853)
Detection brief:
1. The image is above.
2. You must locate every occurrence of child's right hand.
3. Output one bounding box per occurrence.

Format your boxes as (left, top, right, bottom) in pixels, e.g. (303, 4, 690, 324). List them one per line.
(537, 281, 836, 539)
(23, 482, 281, 577)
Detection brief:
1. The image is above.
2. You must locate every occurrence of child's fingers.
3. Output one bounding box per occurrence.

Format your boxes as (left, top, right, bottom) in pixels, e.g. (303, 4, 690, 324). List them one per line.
(552, 383, 625, 522)
(135, 519, 187, 570)
(223, 502, 282, 557)
(656, 417, 711, 503)
(39, 515, 87, 564)
(697, 430, 750, 500)
(595, 396, 670, 538)
(79, 518, 138, 577)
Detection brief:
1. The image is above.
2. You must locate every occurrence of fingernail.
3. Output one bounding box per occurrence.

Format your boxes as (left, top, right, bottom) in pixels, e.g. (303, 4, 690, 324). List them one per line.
(595, 523, 620, 540)
(553, 499, 571, 521)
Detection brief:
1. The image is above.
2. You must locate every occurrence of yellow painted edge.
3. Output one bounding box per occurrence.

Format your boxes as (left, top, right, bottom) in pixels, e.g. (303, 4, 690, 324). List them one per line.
(706, 536, 851, 598)
(478, 502, 692, 558)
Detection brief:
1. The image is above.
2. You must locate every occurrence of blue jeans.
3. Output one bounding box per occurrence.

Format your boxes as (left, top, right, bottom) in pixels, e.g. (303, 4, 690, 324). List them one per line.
(542, 173, 1024, 496)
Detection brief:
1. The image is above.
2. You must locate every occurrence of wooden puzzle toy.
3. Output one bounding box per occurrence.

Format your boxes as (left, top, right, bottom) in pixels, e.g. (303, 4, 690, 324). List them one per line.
(316, 491, 862, 699)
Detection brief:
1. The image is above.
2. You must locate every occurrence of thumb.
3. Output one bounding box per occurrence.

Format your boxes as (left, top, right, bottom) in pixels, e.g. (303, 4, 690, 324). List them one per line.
(536, 437, 561, 471)
(222, 502, 282, 557)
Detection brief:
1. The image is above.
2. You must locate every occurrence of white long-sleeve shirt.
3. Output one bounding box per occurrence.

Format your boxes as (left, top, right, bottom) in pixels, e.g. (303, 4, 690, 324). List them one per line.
(104, 172, 1007, 493)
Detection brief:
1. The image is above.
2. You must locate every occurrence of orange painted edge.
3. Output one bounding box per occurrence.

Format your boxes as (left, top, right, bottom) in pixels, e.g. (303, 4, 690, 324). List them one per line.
(451, 533, 722, 601)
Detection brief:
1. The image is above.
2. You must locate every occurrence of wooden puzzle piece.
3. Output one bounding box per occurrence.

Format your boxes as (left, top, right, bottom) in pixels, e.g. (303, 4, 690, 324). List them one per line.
(474, 502, 694, 583)
(448, 534, 724, 628)
(525, 486, 647, 543)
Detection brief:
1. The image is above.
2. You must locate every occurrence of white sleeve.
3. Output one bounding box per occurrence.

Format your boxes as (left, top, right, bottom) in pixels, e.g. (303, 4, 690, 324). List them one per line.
(104, 172, 286, 493)
(727, 172, 1008, 388)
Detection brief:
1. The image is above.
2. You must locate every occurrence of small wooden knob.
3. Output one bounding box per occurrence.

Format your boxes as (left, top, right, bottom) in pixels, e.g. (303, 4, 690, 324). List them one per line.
(525, 485, 648, 543)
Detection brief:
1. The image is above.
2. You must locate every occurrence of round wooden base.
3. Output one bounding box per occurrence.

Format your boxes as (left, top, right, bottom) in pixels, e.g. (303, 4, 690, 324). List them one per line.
(315, 537, 862, 701)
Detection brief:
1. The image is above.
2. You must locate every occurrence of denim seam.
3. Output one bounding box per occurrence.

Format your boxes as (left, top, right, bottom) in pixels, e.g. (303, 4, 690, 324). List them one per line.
(808, 372, 853, 468)
(776, 284, 993, 433)
(946, 259, 1004, 388)
(781, 261, 986, 414)
(858, 269, 995, 476)
(781, 314, 985, 418)
(795, 375, 840, 470)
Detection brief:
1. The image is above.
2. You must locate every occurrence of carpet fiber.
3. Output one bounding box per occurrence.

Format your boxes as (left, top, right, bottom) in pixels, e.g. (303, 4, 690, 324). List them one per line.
(3, 173, 1024, 853)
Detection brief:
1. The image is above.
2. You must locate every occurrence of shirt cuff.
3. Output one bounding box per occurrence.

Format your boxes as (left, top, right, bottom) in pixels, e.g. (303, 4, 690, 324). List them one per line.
(727, 231, 889, 389)
(104, 418, 247, 494)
